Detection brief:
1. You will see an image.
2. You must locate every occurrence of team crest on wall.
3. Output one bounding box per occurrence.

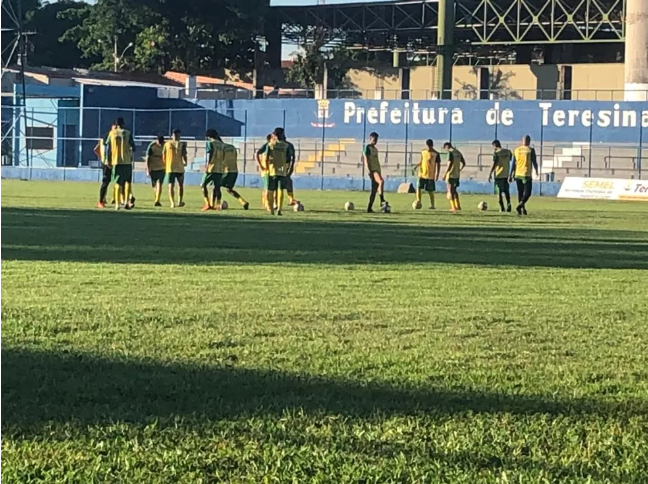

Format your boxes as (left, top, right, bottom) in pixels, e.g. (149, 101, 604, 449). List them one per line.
(311, 100, 335, 128)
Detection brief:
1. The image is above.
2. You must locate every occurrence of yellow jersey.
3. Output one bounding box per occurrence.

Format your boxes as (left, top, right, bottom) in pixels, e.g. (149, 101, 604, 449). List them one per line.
(493, 148, 512, 179)
(163, 140, 187, 173)
(364, 144, 381, 173)
(146, 142, 165, 171)
(419, 148, 439, 179)
(257, 143, 269, 175)
(445, 149, 462, 179)
(107, 128, 134, 166)
(266, 139, 289, 177)
(223, 144, 238, 173)
(206, 139, 225, 174)
(514, 146, 536, 178)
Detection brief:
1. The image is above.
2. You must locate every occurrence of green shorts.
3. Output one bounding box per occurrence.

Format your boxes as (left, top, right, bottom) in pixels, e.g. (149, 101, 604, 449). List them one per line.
(112, 164, 132, 185)
(494, 178, 510, 195)
(221, 172, 238, 189)
(261, 173, 269, 189)
(446, 177, 460, 188)
(166, 172, 185, 185)
(201, 172, 222, 188)
(418, 178, 436, 192)
(268, 175, 287, 191)
(150, 169, 165, 187)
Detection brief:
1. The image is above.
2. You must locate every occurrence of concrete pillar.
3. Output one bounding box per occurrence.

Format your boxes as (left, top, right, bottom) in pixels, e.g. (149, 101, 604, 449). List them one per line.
(625, 0, 648, 101)
(265, 12, 282, 70)
(436, 0, 455, 99)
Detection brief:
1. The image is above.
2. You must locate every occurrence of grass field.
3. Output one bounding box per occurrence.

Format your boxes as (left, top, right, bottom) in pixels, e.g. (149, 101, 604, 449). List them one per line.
(2, 179, 648, 483)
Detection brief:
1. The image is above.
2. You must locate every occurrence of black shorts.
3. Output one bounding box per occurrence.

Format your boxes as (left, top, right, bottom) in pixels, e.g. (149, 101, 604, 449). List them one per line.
(221, 172, 238, 189)
(150, 170, 166, 187)
(101, 164, 112, 184)
(166, 172, 185, 185)
(112, 164, 132, 185)
(418, 178, 435, 192)
(285, 176, 294, 192)
(268, 175, 287, 191)
(494, 178, 510, 195)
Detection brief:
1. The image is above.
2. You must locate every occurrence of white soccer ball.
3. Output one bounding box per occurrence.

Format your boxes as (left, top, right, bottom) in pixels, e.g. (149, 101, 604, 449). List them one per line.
(294, 202, 304, 212)
(412, 200, 422, 210)
(478, 201, 488, 211)
(344, 201, 355, 211)
(381, 203, 391, 213)
(220, 200, 229, 210)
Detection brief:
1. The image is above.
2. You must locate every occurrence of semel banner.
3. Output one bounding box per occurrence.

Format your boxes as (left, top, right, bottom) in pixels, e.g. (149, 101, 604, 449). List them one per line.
(558, 177, 648, 201)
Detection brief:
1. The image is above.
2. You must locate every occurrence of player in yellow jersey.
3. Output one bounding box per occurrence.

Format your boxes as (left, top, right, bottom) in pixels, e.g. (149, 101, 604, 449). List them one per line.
(256, 134, 272, 210)
(442, 142, 466, 211)
(201, 129, 224, 211)
(163, 128, 187, 208)
(363, 132, 388, 213)
(94, 123, 115, 208)
(146, 135, 166, 207)
(106, 118, 135, 211)
(221, 142, 249, 209)
(510, 134, 539, 216)
(411, 139, 441, 209)
(281, 132, 299, 206)
(264, 127, 294, 216)
(488, 140, 513, 212)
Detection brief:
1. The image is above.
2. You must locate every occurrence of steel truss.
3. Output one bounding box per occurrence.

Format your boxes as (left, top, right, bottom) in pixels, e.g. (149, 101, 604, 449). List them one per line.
(278, 0, 625, 47)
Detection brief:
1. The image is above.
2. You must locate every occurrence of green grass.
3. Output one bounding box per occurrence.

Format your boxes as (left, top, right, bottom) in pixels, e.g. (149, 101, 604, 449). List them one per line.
(2, 179, 648, 483)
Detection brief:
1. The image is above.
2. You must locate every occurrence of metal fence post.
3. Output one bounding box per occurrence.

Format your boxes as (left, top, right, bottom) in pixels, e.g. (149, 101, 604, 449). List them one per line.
(588, 115, 593, 177)
(320, 116, 326, 190)
(98, 108, 102, 139)
(282, 109, 286, 130)
(243, 109, 248, 186)
(639, 123, 644, 180)
(539, 109, 544, 196)
(167, 109, 172, 136)
(132, 110, 136, 137)
(361, 110, 367, 191)
(403, 118, 409, 181)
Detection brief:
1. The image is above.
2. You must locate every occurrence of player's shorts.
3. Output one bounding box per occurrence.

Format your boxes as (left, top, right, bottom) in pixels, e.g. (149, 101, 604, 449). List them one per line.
(446, 177, 460, 188)
(268, 175, 287, 191)
(221, 172, 238, 189)
(285, 176, 294, 193)
(368, 168, 382, 178)
(494, 178, 510, 194)
(149, 169, 165, 187)
(515, 176, 533, 185)
(101, 164, 112, 184)
(112, 164, 132, 185)
(261, 172, 269, 189)
(166, 172, 185, 184)
(201, 172, 222, 188)
(418, 178, 436, 192)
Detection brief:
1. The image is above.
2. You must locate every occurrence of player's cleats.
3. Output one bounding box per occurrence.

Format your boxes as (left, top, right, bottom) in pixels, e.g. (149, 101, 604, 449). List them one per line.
(289, 200, 298, 206)
(129, 195, 136, 208)
(201, 204, 212, 212)
(507, 204, 512, 212)
(429, 206, 435, 210)
(178, 201, 186, 208)
(243, 202, 250, 210)
(154, 201, 162, 207)
(367, 208, 374, 213)
(522, 207, 528, 215)
(97, 202, 106, 208)
(516, 205, 523, 215)
(170, 201, 176, 208)
(276, 210, 283, 216)
(124, 203, 133, 210)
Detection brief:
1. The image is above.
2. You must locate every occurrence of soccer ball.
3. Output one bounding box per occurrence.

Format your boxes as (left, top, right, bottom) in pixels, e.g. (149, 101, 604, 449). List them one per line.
(381, 203, 391, 213)
(344, 201, 355, 211)
(294, 202, 304, 212)
(478, 201, 488, 211)
(412, 200, 422, 210)
(220, 200, 229, 210)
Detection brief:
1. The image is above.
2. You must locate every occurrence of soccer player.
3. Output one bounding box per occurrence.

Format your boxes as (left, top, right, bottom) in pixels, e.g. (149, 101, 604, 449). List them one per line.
(146, 135, 165, 207)
(201, 129, 224, 211)
(281, 132, 299, 206)
(510, 134, 539, 215)
(411, 139, 441, 209)
(221, 142, 249, 209)
(94, 123, 114, 208)
(488, 139, 512, 212)
(363, 132, 387, 213)
(256, 134, 272, 210)
(442, 142, 466, 211)
(264, 127, 293, 216)
(163, 128, 187, 208)
(106, 118, 135, 210)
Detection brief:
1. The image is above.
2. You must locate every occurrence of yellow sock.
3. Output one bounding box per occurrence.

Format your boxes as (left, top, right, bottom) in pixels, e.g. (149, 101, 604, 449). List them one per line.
(428, 192, 435, 208)
(114, 185, 120, 207)
(154, 188, 161, 203)
(203, 196, 211, 206)
(415, 188, 421, 202)
(238, 196, 248, 206)
(450, 199, 456, 210)
(277, 189, 284, 210)
(124, 182, 131, 206)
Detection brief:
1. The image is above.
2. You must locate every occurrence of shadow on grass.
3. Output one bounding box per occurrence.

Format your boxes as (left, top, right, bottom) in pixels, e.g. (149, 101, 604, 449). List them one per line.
(3, 347, 645, 437)
(1, 207, 648, 269)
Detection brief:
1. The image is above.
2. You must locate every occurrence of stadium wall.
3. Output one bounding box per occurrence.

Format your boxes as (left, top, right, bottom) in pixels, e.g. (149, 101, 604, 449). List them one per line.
(0, 166, 562, 196)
